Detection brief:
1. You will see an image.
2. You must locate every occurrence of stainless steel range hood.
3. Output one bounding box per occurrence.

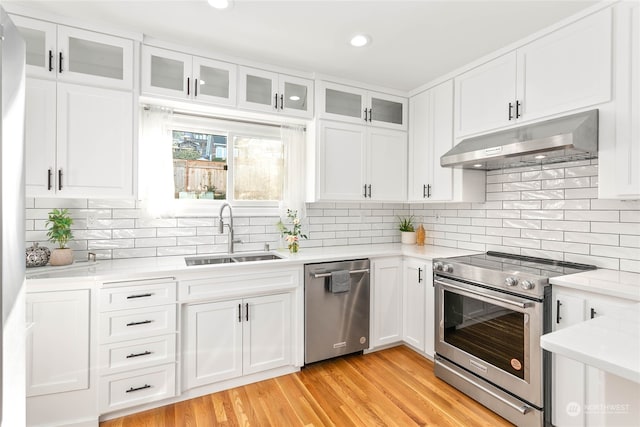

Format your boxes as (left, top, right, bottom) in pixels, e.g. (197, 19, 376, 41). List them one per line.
(440, 110, 598, 170)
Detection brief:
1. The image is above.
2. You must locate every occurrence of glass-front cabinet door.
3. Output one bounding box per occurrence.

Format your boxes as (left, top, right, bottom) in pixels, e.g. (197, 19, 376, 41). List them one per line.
(192, 56, 236, 107)
(238, 66, 279, 113)
(11, 15, 57, 79)
(279, 75, 313, 118)
(57, 26, 133, 89)
(319, 82, 367, 124)
(141, 46, 192, 98)
(369, 91, 407, 130)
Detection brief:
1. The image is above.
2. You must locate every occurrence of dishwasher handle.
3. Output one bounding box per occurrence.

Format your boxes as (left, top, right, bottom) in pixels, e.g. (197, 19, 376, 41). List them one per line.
(312, 268, 369, 279)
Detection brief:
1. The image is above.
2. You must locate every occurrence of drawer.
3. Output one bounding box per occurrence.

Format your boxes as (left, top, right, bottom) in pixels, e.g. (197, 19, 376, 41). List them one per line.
(100, 363, 176, 413)
(100, 334, 176, 375)
(99, 305, 176, 343)
(100, 281, 177, 311)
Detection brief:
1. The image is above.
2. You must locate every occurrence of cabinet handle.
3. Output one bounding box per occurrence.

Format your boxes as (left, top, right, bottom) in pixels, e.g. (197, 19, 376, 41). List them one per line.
(275, 93, 279, 109)
(368, 108, 373, 122)
(423, 184, 427, 198)
(367, 184, 372, 198)
(516, 100, 522, 118)
(126, 320, 153, 327)
(58, 169, 63, 191)
(556, 300, 563, 324)
(48, 50, 54, 72)
(126, 350, 152, 359)
(418, 268, 423, 283)
(187, 77, 190, 96)
(245, 303, 249, 321)
(194, 78, 198, 97)
(126, 293, 153, 299)
(363, 108, 368, 122)
(280, 94, 284, 110)
(47, 168, 53, 191)
(238, 304, 242, 322)
(59, 52, 63, 73)
(508, 102, 514, 120)
(427, 184, 432, 198)
(590, 307, 597, 319)
(126, 384, 151, 393)
(363, 184, 368, 198)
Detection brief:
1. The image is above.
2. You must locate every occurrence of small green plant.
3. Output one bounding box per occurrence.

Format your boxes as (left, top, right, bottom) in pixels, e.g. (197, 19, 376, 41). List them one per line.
(45, 209, 74, 249)
(398, 215, 415, 232)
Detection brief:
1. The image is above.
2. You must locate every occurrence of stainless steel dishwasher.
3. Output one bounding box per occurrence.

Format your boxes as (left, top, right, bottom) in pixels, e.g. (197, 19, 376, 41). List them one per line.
(304, 259, 370, 364)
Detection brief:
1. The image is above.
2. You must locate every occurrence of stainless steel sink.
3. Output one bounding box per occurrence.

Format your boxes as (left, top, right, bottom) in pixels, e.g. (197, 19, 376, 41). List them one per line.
(185, 252, 283, 266)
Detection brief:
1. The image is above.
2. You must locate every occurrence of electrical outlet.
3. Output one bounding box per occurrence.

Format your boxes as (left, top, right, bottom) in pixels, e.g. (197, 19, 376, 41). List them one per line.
(87, 213, 97, 228)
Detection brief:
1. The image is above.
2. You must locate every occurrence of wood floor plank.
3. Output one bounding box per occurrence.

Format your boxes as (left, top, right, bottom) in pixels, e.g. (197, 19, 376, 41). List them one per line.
(100, 346, 514, 427)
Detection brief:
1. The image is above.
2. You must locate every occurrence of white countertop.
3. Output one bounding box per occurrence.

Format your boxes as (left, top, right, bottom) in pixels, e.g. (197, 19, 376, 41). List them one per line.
(25, 243, 478, 284)
(544, 269, 640, 383)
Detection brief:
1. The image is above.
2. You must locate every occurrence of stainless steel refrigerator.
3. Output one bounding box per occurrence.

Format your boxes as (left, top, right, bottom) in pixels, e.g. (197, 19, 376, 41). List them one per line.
(0, 6, 26, 425)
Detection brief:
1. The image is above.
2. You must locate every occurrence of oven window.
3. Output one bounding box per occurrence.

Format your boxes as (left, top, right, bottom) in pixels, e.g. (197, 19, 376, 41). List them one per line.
(443, 291, 525, 380)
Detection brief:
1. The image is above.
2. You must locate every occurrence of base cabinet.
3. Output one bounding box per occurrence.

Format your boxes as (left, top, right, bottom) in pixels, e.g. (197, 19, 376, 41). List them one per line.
(183, 293, 292, 390)
(402, 259, 426, 351)
(371, 257, 403, 347)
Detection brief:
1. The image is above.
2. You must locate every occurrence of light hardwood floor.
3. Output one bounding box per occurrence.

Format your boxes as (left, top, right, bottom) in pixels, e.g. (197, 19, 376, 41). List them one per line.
(101, 346, 514, 426)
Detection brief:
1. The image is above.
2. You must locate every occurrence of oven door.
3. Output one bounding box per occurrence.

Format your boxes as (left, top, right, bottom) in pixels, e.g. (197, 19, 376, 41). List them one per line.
(435, 276, 543, 407)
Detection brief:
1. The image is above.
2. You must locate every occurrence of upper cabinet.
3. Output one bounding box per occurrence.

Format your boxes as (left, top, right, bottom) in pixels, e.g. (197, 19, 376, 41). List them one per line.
(11, 15, 134, 90)
(454, 8, 612, 138)
(238, 66, 313, 118)
(141, 45, 236, 107)
(408, 80, 484, 203)
(599, 2, 640, 200)
(317, 81, 407, 130)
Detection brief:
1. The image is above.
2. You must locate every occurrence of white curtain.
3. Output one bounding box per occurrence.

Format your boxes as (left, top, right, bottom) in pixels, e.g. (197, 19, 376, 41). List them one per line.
(280, 124, 307, 218)
(138, 106, 176, 217)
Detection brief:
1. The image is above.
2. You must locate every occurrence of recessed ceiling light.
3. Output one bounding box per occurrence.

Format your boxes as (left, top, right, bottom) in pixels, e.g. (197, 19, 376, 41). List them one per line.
(289, 95, 300, 101)
(208, 0, 232, 9)
(534, 155, 547, 159)
(473, 164, 484, 168)
(350, 34, 371, 47)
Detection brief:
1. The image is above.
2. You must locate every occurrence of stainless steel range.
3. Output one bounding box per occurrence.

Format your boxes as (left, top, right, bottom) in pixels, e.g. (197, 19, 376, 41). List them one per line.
(432, 252, 596, 427)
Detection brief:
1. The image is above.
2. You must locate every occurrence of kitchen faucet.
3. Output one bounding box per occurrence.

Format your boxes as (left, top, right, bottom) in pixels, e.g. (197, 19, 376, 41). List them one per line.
(218, 202, 241, 253)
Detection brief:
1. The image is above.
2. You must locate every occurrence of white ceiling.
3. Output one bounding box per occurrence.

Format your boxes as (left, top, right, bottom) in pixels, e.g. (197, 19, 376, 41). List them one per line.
(6, 0, 599, 92)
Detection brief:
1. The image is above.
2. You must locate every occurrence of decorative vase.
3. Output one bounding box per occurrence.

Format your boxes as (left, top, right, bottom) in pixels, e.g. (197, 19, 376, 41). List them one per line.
(288, 242, 299, 253)
(416, 225, 426, 246)
(401, 231, 417, 245)
(25, 242, 51, 268)
(49, 248, 74, 266)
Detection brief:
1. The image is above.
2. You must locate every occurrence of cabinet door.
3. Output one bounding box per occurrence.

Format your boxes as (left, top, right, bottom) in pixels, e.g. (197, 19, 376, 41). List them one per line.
(56, 83, 134, 198)
(192, 56, 236, 106)
(408, 90, 430, 201)
(279, 74, 314, 118)
(402, 259, 426, 351)
(318, 120, 366, 200)
(11, 15, 57, 79)
(141, 46, 192, 99)
(25, 78, 57, 197)
(454, 52, 517, 137)
(372, 258, 403, 347)
(368, 91, 407, 130)
(183, 300, 243, 389)
(57, 25, 133, 89)
(243, 294, 292, 375)
(367, 127, 407, 201)
(26, 290, 90, 397)
(517, 8, 612, 123)
(318, 82, 367, 124)
(428, 81, 455, 201)
(552, 292, 586, 427)
(423, 264, 435, 358)
(238, 66, 279, 113)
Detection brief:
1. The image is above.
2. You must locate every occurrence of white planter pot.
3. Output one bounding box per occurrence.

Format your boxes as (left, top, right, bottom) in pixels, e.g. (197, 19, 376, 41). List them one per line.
(49, 248, 74, 266)
(401, 231, 417, 245)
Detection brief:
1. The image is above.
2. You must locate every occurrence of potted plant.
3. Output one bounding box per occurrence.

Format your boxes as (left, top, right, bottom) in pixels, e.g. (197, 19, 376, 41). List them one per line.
(276, 209, 308, 253)
(398, 215, 416, 245)
(46, 208, 74, 266)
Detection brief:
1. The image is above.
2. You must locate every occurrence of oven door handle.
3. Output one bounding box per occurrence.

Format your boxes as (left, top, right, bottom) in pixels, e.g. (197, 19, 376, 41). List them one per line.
(434, 279, 532, 309)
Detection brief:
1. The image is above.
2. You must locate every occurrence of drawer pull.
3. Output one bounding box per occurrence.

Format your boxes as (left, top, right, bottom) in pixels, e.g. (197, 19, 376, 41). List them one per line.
(126, 384, 151, 393)
(126, 320, 153, 327)
(126, 293, 153, 299)
(126, 350, 152, 359)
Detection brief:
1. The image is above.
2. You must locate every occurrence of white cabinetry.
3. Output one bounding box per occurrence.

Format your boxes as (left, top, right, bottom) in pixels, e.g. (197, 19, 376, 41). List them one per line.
(12, 15, 133, 89)
(402, 258, 426, 351)
(238, 66, 313, 118)
(408, 80, 485, 202)
(318, 81, 407, 130)
(25, 79, 134, 198)
(141, 45, 236, 106)
(98, 278, 178, 414)
(600, 2, 640, 199)
(371, 257, 403, 348)
(183, 293, 291, 390)
(316, 120, 407, 201)
(454, 8, 612, 138)
(552, 287, 637, 427)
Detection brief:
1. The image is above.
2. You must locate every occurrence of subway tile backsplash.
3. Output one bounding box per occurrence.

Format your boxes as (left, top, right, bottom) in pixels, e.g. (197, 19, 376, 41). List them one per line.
(25, 160, 640, 273)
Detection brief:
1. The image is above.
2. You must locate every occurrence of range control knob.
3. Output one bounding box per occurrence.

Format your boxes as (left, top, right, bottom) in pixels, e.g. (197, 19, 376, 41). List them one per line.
(505, 277, 518, 287)
(433, 262, 444, 271)
(521, 280, 535, 290)
(443, 264, 453, 273)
